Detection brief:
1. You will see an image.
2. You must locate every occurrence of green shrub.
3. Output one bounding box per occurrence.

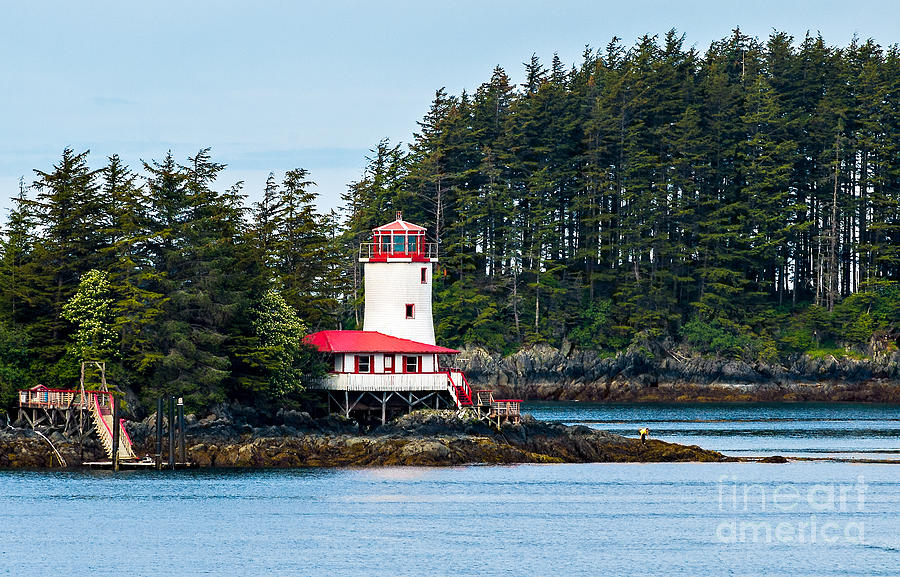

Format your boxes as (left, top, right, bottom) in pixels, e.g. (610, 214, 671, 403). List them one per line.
(680, 317, 753, 358)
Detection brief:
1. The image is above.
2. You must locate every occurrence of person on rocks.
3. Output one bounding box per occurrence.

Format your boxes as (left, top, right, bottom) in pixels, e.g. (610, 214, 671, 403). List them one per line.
(639, 428, 649, 444)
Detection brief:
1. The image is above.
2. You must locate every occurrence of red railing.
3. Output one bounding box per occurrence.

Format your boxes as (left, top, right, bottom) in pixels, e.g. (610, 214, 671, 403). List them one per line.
(119, 418, 133, 447)
(18, 388, 79, 409)
(359, 242, 438, 261)
(447, 370, 473, 407)
(93, 392, 115, 440)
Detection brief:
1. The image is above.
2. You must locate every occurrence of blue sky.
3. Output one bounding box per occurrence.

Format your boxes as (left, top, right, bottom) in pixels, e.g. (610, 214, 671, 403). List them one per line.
(2, 0, 897, 216)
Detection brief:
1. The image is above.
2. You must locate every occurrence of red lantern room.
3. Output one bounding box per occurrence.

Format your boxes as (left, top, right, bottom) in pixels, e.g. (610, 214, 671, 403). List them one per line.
(361, 211, 436, 263)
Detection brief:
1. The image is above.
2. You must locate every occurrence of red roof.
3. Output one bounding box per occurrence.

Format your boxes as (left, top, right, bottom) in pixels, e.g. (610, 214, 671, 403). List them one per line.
(372, 218, 426, 233)
(306, 330, 459, 354)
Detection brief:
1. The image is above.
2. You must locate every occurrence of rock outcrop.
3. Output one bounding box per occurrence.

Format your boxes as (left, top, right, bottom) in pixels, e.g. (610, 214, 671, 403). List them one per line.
(0, 409, 723, 469)
(452, 344, 900, 402)
(176, 411, 721, 467)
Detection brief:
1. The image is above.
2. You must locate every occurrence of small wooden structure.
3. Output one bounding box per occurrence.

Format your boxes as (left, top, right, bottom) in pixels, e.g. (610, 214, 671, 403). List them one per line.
(474, 390, 522, 426)
(17, 361, 138, 464)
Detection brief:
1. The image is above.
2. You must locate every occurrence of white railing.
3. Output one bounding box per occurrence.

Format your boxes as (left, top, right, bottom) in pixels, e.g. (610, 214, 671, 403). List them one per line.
(358, 242, 438, 260)
(313, 372, 450, 391)
(475, 390, 494, 406)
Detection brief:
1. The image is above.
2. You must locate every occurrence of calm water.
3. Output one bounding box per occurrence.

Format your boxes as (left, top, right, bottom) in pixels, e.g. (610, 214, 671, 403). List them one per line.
(527, 402, 900, 461)
(1, 403, 898, 576)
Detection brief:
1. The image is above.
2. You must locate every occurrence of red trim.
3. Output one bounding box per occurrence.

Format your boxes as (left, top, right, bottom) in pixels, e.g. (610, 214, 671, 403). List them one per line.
(119, 418, 133, 446)
(421, 267, 427, 283)
(402, 355, 421, 373)
(372, 219, 426, 232)
(93, 393, 115, 440)
(354, 354, 373, 373)
(18, 386, 78, 394)
(365, 254, 433, 263)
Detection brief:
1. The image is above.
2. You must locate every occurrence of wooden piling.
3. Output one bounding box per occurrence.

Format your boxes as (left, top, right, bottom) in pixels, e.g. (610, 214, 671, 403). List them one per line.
(168, 396, 175, 470)
(177, 397, 185, 465)
(156, 397, 164, 470)
(111, 396, 120, 472)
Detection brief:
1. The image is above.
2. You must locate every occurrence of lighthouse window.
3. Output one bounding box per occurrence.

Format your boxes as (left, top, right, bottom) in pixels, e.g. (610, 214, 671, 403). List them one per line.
(405, 303, 414, 318)
(379, 234, 391, 254)
(393, 234, 406, 253)
(407, 235, 418, 253)
(420, 267, 427, 284)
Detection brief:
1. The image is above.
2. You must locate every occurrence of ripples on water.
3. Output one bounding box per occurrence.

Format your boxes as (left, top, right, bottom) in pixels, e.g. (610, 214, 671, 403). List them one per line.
(1, 403, 897, 576)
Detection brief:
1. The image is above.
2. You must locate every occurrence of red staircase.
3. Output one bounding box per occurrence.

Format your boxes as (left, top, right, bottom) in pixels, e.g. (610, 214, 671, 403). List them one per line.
(447, 370, 473, 407)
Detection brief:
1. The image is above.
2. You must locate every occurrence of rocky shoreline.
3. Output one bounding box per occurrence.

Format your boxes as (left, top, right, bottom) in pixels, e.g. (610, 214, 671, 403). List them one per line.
(455, 344, 900, 403)
(0, 409, 723, 469)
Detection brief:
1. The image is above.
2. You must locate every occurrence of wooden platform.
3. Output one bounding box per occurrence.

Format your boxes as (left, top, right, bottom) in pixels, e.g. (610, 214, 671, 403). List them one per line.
(82, 460, 197, 470)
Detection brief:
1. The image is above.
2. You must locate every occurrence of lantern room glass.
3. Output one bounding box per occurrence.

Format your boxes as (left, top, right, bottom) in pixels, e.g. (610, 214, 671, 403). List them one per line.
(393, 234, 406, 253)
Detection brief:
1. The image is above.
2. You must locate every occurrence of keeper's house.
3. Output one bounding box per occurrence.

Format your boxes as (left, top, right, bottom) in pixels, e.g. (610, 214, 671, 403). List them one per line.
(306, 212, 520, 424)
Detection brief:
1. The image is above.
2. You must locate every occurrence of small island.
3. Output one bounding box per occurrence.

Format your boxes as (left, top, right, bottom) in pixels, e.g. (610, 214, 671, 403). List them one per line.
(0, 407, 722, 469)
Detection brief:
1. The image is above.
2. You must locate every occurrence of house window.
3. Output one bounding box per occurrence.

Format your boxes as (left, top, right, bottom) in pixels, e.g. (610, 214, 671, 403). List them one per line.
(404, 356, 420, 373)
(384, 354, 394, 373)
(356, 355, 372, 373)
(421, 267, 427, 284)
(405, 304, 414, 318)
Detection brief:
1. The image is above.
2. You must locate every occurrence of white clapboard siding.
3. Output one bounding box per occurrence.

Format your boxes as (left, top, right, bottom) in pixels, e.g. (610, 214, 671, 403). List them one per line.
(363, 261, 436, 345)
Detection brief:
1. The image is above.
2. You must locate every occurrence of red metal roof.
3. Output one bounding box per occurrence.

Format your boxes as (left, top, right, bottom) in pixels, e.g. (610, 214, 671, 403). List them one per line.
(306, 330, 459, 354)
(372, 218, 426, 232)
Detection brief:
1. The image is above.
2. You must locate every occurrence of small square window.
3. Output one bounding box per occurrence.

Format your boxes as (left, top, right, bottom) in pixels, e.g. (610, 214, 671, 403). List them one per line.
(356, 355, 371, 373)
(421, 267, 427, 284)
(405, 304, 414, 318)
(404, 356, 420, 373)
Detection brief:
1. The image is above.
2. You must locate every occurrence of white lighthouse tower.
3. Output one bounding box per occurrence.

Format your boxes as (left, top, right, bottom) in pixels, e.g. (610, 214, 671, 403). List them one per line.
(359, 211, 438, 345)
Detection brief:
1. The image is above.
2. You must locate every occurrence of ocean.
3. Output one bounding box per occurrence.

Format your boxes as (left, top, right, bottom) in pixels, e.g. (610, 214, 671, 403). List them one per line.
(1, 402, 897, 576)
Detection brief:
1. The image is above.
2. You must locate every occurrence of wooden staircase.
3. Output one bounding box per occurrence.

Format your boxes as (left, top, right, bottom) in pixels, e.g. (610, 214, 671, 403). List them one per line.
(89, 392, 136, 461)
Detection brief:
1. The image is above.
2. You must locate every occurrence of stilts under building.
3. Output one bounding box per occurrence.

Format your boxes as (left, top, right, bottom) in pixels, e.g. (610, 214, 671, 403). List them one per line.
(307, 212, 521, 425)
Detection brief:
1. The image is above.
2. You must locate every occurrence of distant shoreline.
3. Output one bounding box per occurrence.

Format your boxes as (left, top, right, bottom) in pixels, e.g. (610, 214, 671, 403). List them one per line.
(456, 344, 900, 404)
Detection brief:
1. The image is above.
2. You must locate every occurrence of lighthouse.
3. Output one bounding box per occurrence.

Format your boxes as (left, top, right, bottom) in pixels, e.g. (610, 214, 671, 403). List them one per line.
(305, 212, 520, 425)
(360, 211, 437, 344)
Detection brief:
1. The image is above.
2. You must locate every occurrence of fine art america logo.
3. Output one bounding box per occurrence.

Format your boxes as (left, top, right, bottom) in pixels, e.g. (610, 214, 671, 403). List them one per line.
(715, 475, 867, 544)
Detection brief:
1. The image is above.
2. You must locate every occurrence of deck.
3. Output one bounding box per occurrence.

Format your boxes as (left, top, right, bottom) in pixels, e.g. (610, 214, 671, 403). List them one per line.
(316, 370, 522, 425)
(311, 372, 450, 392)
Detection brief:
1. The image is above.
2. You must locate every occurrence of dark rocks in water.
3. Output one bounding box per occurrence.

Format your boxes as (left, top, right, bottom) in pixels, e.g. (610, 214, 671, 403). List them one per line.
(0, 426, 106, 468)
(0, 409, 722, 469)
(449, 344, 900, 403)
(758, 455, 789, 463)
(163, 410, 724, 468)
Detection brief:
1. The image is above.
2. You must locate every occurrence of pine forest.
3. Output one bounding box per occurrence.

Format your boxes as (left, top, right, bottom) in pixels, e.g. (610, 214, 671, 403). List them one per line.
(1, 29, 899, 412)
